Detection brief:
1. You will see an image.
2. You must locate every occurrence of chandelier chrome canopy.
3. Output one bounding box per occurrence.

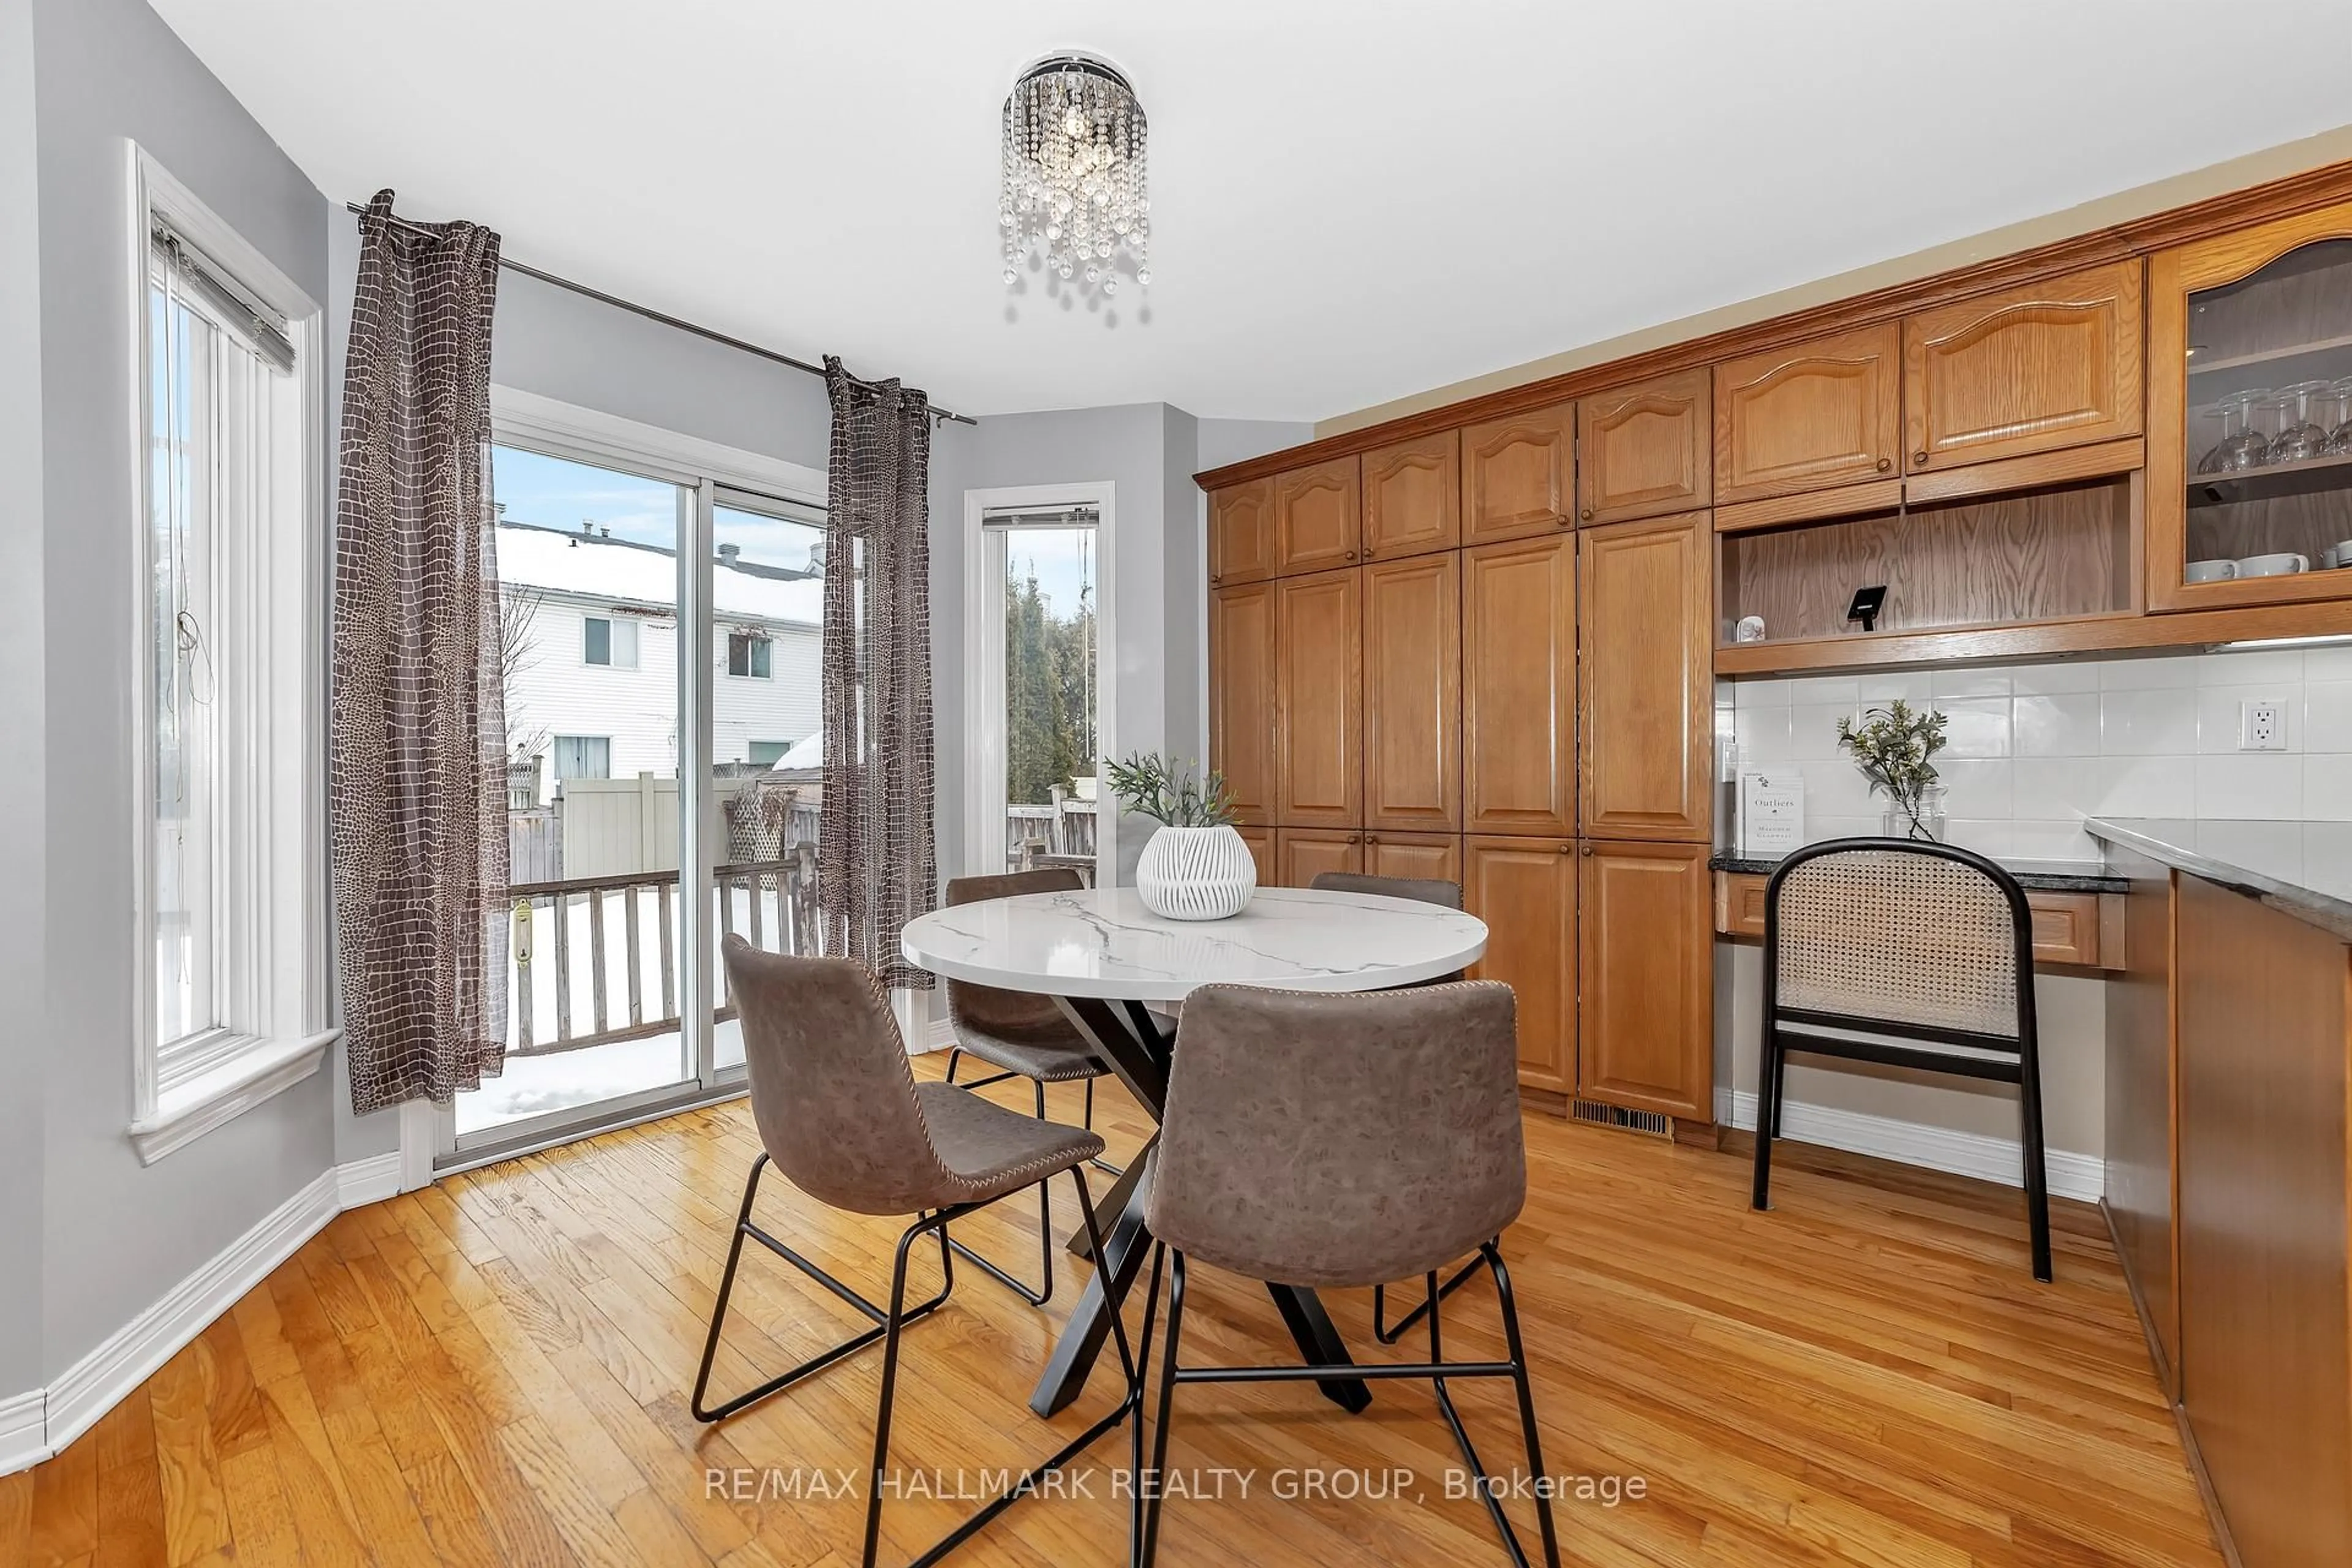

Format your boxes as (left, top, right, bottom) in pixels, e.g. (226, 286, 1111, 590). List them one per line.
(1000, 53, 1149, 293)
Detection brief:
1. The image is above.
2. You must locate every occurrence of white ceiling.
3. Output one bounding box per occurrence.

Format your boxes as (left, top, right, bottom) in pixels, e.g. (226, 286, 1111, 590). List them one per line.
(151, 0, 2352, 423)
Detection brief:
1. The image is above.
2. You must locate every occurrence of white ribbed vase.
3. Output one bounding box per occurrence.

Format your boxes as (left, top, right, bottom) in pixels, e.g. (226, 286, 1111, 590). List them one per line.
(1135, 824, 1257, 921)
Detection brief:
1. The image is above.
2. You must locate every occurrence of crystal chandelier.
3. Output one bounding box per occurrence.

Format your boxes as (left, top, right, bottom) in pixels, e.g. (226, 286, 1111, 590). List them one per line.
(1000, 53, 1150, 293)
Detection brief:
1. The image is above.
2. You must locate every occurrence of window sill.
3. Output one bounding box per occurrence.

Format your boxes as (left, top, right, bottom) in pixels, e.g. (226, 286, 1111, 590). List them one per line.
(129, 1028, 337, 1166)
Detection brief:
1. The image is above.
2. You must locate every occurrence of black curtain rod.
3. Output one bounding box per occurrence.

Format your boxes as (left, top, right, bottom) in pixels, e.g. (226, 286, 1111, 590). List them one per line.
(341, 200, 976, 427)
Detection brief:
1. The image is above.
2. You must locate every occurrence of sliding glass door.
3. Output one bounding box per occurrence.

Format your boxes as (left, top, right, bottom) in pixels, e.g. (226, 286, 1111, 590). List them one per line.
(445, 440, 825, 1161)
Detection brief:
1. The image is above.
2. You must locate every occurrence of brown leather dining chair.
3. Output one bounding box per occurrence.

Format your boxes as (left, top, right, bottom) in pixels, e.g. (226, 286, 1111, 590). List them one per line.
(693, 937, 1139, 1568)
(1133, 981, 1561, 1567)
(1310, 869, 1477, 1343)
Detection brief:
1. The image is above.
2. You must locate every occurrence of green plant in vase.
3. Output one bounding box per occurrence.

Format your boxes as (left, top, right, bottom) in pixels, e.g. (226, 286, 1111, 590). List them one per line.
(1101, 752, 1238, 827)
(1103, 752, 1255, 920)
(1835, 700, 1951, 842)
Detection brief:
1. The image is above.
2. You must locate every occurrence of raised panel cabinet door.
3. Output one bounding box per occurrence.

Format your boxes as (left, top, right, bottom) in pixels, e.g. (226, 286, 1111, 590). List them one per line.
(1461, 401, 1577, 545)
(1235, 825, 1277, 889)
(1209, 582, 1278, 826)
(1275, 828, 1363, 888)
(1365, 831, 1461, 885)
(1714, 323, 1902, 502)
(1464, 836, 1577, 1094)
(1578, 839, 1711, 1120)
(1275, 457, 1362, 575)
(1580, 513, 1713, 842)
(1577, 369, 1711, 526)
(1363, 553, 1462, 832)
(1463, 535, 1576, 837)
(1902, 259, 2144, 473)
(1210, 478, 1276, 586)
(1362, 430, 1461, 559)
(1273, 568, 1363, 828)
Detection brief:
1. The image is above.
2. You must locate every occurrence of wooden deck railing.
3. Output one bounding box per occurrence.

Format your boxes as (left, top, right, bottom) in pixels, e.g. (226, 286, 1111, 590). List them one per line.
(508, 846, 818, 1056)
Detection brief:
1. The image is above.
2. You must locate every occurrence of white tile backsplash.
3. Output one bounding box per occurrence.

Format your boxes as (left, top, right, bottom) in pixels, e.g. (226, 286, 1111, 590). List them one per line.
(1721, 644, 2348, 854)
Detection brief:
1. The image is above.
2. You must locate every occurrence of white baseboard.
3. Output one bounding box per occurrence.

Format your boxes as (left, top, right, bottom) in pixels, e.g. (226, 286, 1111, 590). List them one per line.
(7, 1148, 407, 1475)
(1716, 1087, 2103, 1204)
(914, 1017, 955, 1054)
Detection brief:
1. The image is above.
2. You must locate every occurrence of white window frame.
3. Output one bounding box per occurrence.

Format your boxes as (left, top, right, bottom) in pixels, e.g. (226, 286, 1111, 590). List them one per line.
(550, 734, 614, 782)
(962, 482, 1117, 887)
(582, 613, 638, 669)
(726, 628, 774, 680)
(127, 147, 334, 1164)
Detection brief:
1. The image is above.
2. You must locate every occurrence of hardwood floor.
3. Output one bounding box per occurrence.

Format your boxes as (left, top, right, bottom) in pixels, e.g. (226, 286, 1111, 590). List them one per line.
(1, 1060, 2221, 1567)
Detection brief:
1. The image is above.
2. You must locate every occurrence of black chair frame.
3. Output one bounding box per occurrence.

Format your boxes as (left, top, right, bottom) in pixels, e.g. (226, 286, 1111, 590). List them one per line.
(1134, 1240, 1561, 1568)
(692, 1153, 1139, 1568)
(1749, 836, 2052, 1283)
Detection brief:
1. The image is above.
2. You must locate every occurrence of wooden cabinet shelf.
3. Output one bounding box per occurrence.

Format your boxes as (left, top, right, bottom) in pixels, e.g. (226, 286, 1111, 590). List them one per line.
(2188, 450, 2352, 508)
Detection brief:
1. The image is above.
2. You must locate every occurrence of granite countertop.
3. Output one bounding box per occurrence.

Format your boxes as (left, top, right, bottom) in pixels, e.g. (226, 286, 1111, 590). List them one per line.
(1709, 848, 2125, 895)
(2086, 818, 2352, 943)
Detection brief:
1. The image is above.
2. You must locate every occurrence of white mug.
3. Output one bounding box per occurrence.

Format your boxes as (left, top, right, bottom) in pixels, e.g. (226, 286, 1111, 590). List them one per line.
(2332, 540, 2352, 569)
(2237, 552, 2310, 578)
(2185, 559, 2239, 583)
(2328, 546, 2342, 570)
(1733, 615, 1766, 643)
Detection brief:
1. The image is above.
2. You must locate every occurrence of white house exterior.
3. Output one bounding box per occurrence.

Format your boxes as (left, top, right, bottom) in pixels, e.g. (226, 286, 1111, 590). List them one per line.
(498, 521, 822, 800)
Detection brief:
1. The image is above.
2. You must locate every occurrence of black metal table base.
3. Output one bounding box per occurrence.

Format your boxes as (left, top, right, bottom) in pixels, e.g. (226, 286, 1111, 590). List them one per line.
(1027, 993, 1372, 1418)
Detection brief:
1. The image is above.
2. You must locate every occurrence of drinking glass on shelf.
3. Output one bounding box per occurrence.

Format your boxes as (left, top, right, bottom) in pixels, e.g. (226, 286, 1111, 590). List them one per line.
(2193, 402, 2231, 474)
(2326, 377, 2352, 458)
(2271, 380, 2334, 463)
(2218, 389, 2272, 471)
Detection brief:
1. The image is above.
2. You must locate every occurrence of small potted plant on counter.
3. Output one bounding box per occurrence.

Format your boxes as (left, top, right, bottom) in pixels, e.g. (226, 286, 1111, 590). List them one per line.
(1836, 700, 1951, 842)
(1102, 751, 1256, 920)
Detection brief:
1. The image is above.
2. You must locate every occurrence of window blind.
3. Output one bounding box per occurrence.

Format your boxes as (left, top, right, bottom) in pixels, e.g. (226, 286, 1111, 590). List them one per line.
(151, 221, 296, 374)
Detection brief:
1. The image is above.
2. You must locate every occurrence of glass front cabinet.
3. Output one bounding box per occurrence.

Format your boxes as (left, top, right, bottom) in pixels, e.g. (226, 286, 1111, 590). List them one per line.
(2151, 200, 2352, 610)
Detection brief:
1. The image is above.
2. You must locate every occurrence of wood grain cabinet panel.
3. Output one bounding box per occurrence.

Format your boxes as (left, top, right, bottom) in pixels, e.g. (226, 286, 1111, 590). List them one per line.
(1362, 553, 1461, 832)
(1714, 323, 1902, 502)
(1273, 568, 1362, 828)
(1463, 535, 1577, 837)
(2175, 873, 2352, 1567)
(1236, 824, 1277, 891)
(1208, 582, 1278, 825)
(1461, 401, 1577, 545)
(1275, 458, 1362, 575)
(1464, 836, 1578, 1094)
(1580, 513, 1714, 842)
(1362, 431, 1460, 559)
(1365, 832, 1461, 885)
(1275, 828, 1363, 888)
(1577, 369, 1711, 526)
(1902, 260, 2144, 473)
(1580, 839, 1712, 1120)
(2102, 847, 2177, 1400)
(1209, 478, 1276, 586)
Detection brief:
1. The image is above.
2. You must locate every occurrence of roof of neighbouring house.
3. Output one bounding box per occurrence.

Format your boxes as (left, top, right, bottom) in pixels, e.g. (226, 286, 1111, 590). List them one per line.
(497, 521, 823, 627)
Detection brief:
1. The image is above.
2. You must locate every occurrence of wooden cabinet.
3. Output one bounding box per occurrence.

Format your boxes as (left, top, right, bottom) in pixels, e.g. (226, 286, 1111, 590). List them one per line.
(1462, 535, 1577, 837)
(1461, 401, 1577, 545)
(1208, 582, 1278, 825)
(1714, 323, 1902, 503)
(1209, 478, 1276, 586)
(1273, 568, 1362, 828)
(1902, 260, 2143, 473)
(1275, 828, 1362, 888)
(2174, 873, 2352, 1567)
(1579, 840, 1711, 1120)
(1362, 431, 1460, 559)
(2148, 200, 2352, 613)
(1236, 824, 1277, 891)
(1577, 369, 1711, 526)
(2103, 846, 2178, 1398)
(1464, 836, 1578, 1094)
(1274, 458, 1362, 575)
(1362, 553, 1461, 832)
(1365, 832, 1461, 885)
(1580, 513, 1714, 842)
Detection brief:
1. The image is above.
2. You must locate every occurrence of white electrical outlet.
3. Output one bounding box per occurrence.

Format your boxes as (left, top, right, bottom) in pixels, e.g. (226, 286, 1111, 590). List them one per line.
(2239, 699, 2288, 751)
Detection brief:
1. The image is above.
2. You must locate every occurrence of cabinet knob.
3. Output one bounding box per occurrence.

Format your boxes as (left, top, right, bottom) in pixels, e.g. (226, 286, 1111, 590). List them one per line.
(1579, 507, 1595, 521)
(1559, 843, 1574, 854)
(1913, 451, 1929, 466)
(1365, 835, 1380, 845)
(1875, 457, 1891, 472)
(1580, 843, 1594, 857)
(1348, 833, 1362, 845)
(1210, 574, 1221, 586)
(1344, 549, 1357, 560)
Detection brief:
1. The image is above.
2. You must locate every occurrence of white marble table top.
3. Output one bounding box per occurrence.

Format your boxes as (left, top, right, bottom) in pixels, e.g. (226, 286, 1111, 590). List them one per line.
(900, 886, 1489, 1003)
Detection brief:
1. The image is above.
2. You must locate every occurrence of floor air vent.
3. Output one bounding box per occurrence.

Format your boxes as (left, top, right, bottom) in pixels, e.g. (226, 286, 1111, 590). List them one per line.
(1569, 1099, 1672, 1139)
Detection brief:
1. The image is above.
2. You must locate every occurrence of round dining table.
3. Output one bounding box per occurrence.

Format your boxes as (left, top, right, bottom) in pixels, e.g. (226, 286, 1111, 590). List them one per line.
(900, 883, 1488, 1418)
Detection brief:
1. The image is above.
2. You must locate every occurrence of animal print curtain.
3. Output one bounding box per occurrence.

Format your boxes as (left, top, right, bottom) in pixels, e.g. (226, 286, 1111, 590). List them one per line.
(819, 356, 938, 989)
(331, 190, 510, 1113)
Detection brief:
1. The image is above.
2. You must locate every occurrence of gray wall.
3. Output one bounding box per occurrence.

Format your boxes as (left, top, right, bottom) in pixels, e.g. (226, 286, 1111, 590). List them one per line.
(29, 0, 336, 1381)
(0, 0, 50, 1395)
